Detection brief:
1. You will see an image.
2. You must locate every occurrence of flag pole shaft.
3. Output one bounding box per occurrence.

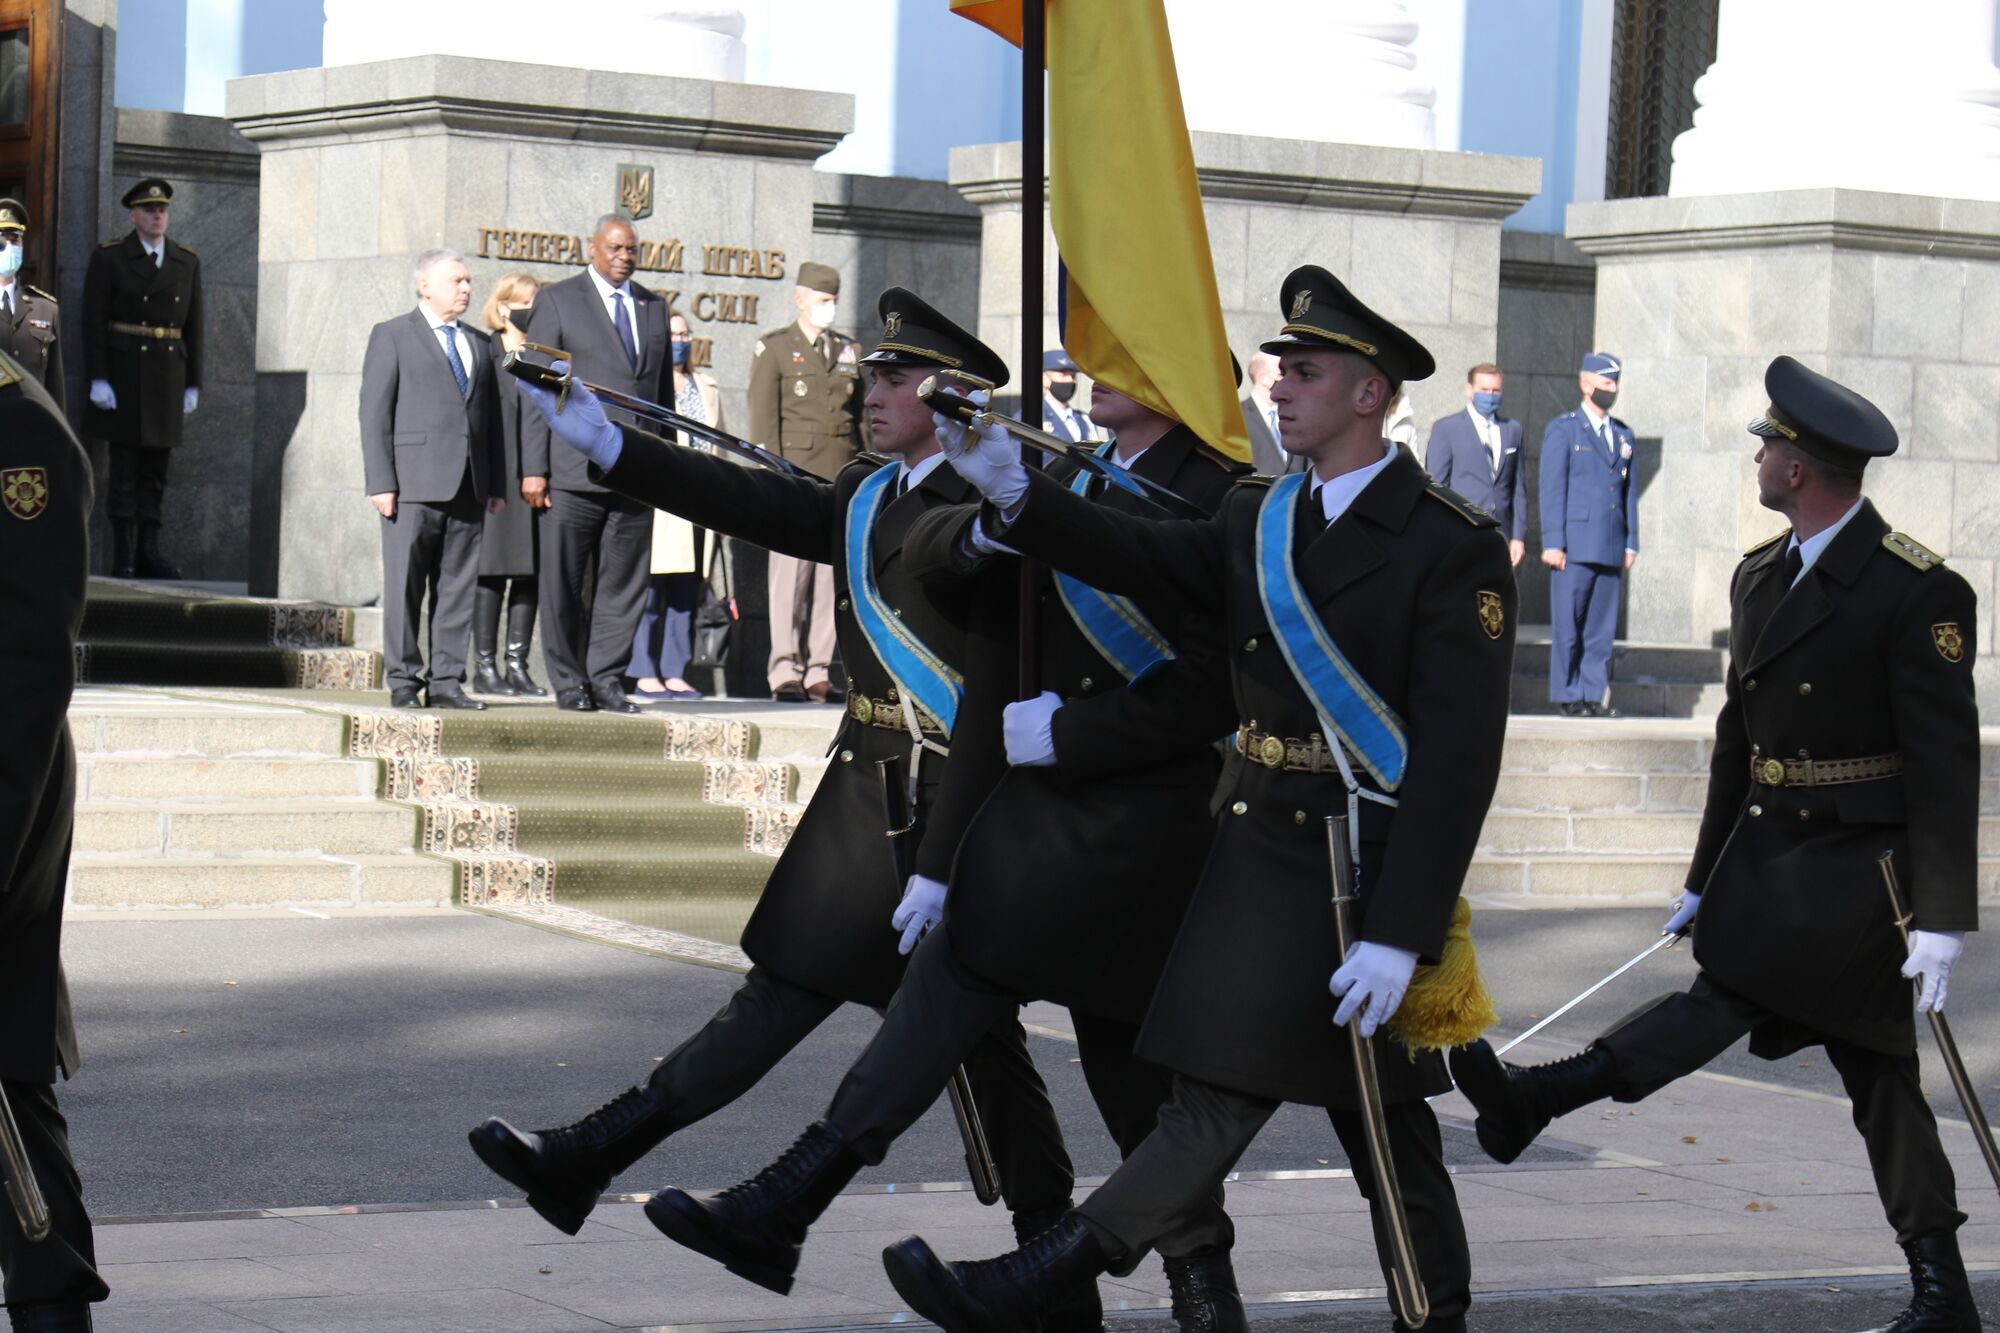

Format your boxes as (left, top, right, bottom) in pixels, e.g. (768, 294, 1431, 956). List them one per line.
(1018, 0, 1045, 697)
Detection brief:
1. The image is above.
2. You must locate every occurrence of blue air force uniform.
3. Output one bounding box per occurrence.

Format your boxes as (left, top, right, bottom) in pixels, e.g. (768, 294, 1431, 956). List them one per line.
(1540, 356, 1638, 708)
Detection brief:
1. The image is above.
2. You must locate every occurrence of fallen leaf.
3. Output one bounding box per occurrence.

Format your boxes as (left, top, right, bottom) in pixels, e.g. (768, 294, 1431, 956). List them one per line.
(1681, 1135, 1698, 1144)
(538, 1264, 553, 1275)
(1636, 1190, 1650, 1196)
(171, 1028, 187, 1035)
(1744, 1200, 1777, 1212)
(223, 980, 239, 987)
(1715, 1157, 1733, 1163)
(1316, 1158, 1330, 1166)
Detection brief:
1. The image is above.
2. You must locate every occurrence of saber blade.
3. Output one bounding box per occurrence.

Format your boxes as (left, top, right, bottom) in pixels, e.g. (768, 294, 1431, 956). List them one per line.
(1495, 932, 1681, 1059)
(0, 1081, 50, 1243)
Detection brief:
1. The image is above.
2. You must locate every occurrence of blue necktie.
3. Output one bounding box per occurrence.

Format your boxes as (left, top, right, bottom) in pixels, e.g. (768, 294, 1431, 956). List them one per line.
(611, 291, 639, 370)
(437, 324, 469, 398)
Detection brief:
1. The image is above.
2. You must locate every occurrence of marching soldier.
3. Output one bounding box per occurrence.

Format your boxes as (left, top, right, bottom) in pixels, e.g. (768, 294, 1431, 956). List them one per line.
(81, 177, 203, 580)
(1452, 356, 1982, 1333)
(883, 266, 1517, 1333)
(0, 201, 64, 405)
(467, 288, 1078, 1294)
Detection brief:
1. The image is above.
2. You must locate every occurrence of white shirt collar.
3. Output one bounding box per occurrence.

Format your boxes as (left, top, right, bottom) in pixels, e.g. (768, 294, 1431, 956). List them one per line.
(1788, 497, 1867, 585)
(586, 266, 633, 303)
(1312, 440, 1397, 524)
(1111, 443, 1149, 470)
(140, 237, 164, 259)
(899, 450, 948, 493)
(418, 304, 458, 333)
(1579, 398, 1610, 429)
(1464, 403, 1496, 434)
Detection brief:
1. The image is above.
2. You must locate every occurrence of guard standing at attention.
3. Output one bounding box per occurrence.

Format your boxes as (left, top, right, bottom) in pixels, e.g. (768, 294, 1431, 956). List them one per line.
(1453, 355, 1982, 1333)
(0, 348, 108, 1333)
(0, 200, 64, 404)
(81, 178, 203, 580)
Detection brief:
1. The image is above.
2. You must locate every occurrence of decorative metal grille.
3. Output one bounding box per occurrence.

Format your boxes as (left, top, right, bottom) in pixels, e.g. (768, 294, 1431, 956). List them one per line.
(1606, 0, 1720, 199)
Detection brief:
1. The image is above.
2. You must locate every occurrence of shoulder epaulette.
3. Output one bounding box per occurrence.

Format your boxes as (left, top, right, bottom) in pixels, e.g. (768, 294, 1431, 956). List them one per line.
(1742, 530, 1787, 557)
(0, 350, 21, 388)
(98, 238, 119, 248)
(1884, 531, 1945, 573)
(1424, 482, 1497, 526)
(24, 285, 55, 303)
(1192, 441, 1248, 472)
(853, 451, 894, 469)
(1231, 474, 1274, 490)
(175, 240, 197, 256)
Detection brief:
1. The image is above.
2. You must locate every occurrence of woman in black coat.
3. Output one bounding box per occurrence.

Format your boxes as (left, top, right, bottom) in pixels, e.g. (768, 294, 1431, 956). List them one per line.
(474, 273, 547, 695)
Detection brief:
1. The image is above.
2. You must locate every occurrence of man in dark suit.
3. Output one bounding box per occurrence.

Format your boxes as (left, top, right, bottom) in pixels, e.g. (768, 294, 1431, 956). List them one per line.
(1039, 349, 1103, 446)
(519, 214, 672, 713)
(1238, 348, 1292, 475)
(1539, 351, 1638, 717)
(0, 200, 64, 406)
(0, 349, 109, 1332)
(1453, 356, 1981, 1332)
(360, 248, 504, 710)
(1424, 363, 1526, 567)
(80, 177, 203, 580)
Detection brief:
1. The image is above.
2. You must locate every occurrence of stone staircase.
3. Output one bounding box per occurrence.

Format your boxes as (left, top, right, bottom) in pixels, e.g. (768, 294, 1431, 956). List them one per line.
(78, 579, 381, 689)
(1509, 633, 1729, 719)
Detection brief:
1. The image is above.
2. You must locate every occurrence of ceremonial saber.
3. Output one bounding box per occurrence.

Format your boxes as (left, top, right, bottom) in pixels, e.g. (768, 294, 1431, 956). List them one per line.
(1495, 932, 1681, 1060)
(1879, 850, 2000, 1195)
(0, 1082, 50, 1243)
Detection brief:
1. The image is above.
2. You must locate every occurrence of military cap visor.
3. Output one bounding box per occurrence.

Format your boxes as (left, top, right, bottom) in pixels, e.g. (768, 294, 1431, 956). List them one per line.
(0, 198, 26, 232)
(122, 178, 174, 208)
(1042, 349, 1079, 373)
(1580, 351, 1622, 380)
(796, 261, 840, 296)
(1747, 354, 1898, 467)
(1260, 264, 1435, 384)
(861, 286, 1010, 389)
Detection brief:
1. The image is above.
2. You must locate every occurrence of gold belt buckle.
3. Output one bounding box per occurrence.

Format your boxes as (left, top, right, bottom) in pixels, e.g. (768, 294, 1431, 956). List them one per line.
(1759, 758, 1786, 785)
(1258, 734, 1286, 769)
(849, 694, 873, 725)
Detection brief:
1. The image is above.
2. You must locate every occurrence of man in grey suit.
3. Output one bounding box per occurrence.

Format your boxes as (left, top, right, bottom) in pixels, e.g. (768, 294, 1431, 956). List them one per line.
(361, 248, 504, 709)
(520, 214, 673, 713)
(1423, 362, 1527, 568)
(1238, 349, 1297, 475)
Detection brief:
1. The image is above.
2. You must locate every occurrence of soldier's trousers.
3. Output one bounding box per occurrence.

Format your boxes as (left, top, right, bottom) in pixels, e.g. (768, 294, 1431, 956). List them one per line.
(1078, 1074, 1471, 1332)
(105, 443, 170, 523)
(825, 923, 1231, 1255)
(0, 1078, 109, 1312)
(645, 965, 1074, 1218)
(1599, 974, 1965, 1242)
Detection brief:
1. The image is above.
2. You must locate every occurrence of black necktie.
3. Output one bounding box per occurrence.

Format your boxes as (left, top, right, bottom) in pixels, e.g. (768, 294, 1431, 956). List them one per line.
(1782, 542, 1803, 588)
(896, 471, 908, 499)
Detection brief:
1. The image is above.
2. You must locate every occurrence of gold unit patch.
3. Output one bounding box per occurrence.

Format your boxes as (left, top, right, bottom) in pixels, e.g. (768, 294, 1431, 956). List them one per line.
(1, 466, 48, 520)
(1934, 622, 1966, 663)
(1477, 590, 1505, 640)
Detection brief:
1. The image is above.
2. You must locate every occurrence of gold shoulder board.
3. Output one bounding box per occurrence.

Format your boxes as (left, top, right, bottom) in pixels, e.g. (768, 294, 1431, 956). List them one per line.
(98, 238, 119, 248)
(1424, 482, 1498, 526)
(24, 285, 55, 303)
(1884, 532, 1945, 572)
(1742, 530, 1787, 556)
(1232, 474, 1274, 490)
(175, 240, 197, 255)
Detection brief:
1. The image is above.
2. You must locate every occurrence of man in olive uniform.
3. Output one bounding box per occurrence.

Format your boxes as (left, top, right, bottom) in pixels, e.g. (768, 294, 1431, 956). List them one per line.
(885, 267, 1518, 1333)
(81, 177, 203, 580)
(0, 349, 107, 1332)
(468, 288, 1079, 1302)
(0, 201, 64, 405)
(1452, 356, 1982, 1333)
(748, 260, 863, 701)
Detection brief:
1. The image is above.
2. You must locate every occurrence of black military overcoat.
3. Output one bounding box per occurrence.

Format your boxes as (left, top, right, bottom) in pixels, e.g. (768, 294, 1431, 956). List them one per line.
(81, 232, 202, 450)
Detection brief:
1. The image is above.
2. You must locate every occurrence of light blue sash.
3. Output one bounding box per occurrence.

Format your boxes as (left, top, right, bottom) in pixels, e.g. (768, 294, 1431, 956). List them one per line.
(844, 463, 962, 735)
(1253, 472, 1407, 791)
(1053, 450, 1176, 682)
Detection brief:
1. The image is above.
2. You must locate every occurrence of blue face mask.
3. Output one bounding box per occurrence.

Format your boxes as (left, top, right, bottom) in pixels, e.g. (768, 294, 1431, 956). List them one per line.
(1472, 390, 1502, 417)
(671, 339, 691, 367)
(0, 244, 20, 277)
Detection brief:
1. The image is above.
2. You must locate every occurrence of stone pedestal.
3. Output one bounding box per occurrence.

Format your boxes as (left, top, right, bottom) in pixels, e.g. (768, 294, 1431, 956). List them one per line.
(227, 56, 850, 603)
(1568, 188, 2000, 713)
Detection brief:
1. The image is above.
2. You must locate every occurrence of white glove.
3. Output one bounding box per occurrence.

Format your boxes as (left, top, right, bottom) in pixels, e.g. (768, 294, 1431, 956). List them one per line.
(1003, 691, 1061, 767)
(89, 379, 116, 411)
(892, 874, 948, 956)
(934, 404, 1028, 511)
(930, 387, 989, 455)
(1904, 929, 1965, 1014)
(1329, 941, 1418, 1038)
(183, 386, 199, 415)
(1664, 891, 1700, 936)
(518, 363, 623, 471)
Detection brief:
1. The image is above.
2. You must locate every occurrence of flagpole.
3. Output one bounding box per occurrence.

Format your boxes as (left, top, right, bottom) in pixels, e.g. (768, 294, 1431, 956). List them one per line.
(1018, 0, 1046, 696)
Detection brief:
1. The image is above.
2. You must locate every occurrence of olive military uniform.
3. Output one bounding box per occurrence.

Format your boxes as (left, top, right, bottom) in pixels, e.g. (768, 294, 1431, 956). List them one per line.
(0, 199, 64, 408)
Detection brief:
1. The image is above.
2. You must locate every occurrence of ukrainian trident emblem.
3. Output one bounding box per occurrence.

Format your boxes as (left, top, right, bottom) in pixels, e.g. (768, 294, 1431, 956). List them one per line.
(616, 164, 655, 222)
(1, 467, 48, 520)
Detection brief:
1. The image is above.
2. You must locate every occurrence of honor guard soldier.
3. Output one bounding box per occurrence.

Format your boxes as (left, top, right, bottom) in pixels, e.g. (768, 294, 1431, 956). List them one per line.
(0, 201, 64, 404)
(646, 374, 1253, 1331)
(0, 349, 108, 1332)
(81, 177, 204, 580)
(470, 288, 1078, 1290)
(888, 266, 1517, 1333)
(1453, 356, 1982, 1333)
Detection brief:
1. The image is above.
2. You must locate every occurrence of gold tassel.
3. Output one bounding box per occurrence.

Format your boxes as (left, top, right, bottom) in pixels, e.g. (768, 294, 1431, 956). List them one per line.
(1387, 895, 1497, 1054)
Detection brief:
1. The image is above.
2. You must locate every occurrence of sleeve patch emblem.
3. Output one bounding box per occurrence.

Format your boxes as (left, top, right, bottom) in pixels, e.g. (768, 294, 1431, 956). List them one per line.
(1478, 590, 1505, 640)
(1933, 622, 1966, 663)
(1, 466, 48, 520)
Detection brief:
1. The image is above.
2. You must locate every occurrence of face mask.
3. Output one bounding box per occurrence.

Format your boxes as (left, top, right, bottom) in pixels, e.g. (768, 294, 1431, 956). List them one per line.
(0, 244, 19, 277)
(810, 301, 837, 329)
(1590, 386, 1618, 412)
(1048, 381, 1077, 405)
(1472, 390, 1502, 416)
(671, 339, 691, 366)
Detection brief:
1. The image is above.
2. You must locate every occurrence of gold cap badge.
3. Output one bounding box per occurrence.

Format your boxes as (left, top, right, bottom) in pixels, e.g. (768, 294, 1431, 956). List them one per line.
(1290, 290, 1312, 320)
(2, 467, 49, 520)
(882, 312, 902, 340)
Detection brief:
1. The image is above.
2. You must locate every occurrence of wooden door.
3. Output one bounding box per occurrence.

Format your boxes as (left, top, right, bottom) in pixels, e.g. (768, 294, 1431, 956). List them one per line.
(0, 0, 59, 286)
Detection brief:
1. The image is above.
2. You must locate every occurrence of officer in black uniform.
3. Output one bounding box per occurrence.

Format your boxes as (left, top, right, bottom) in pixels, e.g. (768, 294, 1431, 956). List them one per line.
(880, 267, 1519, 1333)
(0, 349, 106, 1333)
(1451, 355, 1982, 1333)
(81, 177, 203, 580)
(643, 373, 1253, 1332)
(0, 201, 64, 405)
(466, 288, 1076, 1296)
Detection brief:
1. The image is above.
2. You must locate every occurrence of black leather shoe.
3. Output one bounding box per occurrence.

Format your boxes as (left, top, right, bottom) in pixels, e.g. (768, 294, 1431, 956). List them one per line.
(1584, 701, 1623, 719)
(882, 1212, 1111, 1333)
(389, 686, 423, 709)
(1873, 1231, 1981, 1331)
(592, 684, 641, 715)
(645, 1121, 863, 1295)
(555, 687, 596, 712)
(1449, 1038, 1618, 1165)
(1012, 1204, 1103, 1332)
(471, 653, 516, 696)
(6, 1299, 95, 1331)
(1164, 1248, 1248, 1332)
(772, 680, 808, 703)
(469, 1083, 681, 1236)
(427, 688, 487, 711)
(134, 521, 182, 580)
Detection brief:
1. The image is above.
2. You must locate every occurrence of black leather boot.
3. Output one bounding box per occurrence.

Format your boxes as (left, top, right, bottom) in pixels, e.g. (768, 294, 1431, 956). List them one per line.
(134, 520, 181, 579)
(468, 1083, 680, 1235)
(1015, 1204, 1105, 1332)
(1164, 1247, 1249, 1332)
(644, 1120, 863, 1295)
(6, 1300, 94, 1332)
(883, 1211, 1111, 1333)
(1873, 1232, 1982, 1331)
(471, 586, 514, 696)
(110, 520, 135, 578)
(1448, 1038, 1618, 1165)
(504, 594, 547, 696)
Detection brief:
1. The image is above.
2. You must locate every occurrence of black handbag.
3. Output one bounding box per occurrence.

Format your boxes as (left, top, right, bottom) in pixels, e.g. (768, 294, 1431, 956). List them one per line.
(690, 590, 734, 672)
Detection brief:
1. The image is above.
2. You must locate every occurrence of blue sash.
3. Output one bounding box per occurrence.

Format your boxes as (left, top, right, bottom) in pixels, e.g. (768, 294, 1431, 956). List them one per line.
(1253, 472, 1406, 790)
(844, 463, 963, 735)
(1053, 450, 1176, 682)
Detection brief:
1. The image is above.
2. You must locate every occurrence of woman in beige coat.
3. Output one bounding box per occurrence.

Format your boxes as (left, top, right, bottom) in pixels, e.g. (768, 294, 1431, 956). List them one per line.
(629, 310, 722, 700)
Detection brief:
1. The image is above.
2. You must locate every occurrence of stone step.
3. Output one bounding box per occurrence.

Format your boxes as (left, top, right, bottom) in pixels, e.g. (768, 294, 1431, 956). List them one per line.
(1488, 771, 1707, 813)
(73, 801, 421, 856)
(1510, 637, 1727, 683)
(68, 705, 349, 758)
(78, 639, 381, 690)
(1468, 854, 2000, 903)
(78, 756, 382, 802)
(83, 584, 354, 647)
(1509, 675, 1728, 718)
(66, 852, 455, 909)
(1481, 809, 2000, 856)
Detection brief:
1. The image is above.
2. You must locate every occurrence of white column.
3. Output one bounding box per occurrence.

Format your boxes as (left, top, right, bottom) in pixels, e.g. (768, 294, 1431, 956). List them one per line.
(1671, 0, 2000, 200)
(322, 1, 747, 81)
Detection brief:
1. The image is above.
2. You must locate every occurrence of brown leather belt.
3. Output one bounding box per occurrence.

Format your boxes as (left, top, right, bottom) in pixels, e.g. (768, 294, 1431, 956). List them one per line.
(1749, 751, 1903, 788)
(849, 692, 945, 737)
(109, 321, 183, 341)
(1234, 725, 1344, 775)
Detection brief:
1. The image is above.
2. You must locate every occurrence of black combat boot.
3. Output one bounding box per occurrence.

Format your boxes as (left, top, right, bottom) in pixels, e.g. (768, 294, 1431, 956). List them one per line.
(470, 585, 513, 696)
(468, 1083, 680, 1235)
(133, 521, 181, 579)
(1164, 1247, 1249, 1332)
(1448, 1038, 1618, 1165)
(110, 520, 135, 578)
(1014, 1204, 1105, 1331)
(503, 595, 548, 696)
(883, 1211, 1111, 1333)
(644, 1120, 864, 1295)
(1873, 1232, 1981, 1331)
(6, 1300, 93, 1332)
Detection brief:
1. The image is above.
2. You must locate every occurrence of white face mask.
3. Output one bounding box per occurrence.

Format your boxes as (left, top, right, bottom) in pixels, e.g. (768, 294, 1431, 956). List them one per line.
(809, 300, 837, 329)
(0, 243, 19, 277)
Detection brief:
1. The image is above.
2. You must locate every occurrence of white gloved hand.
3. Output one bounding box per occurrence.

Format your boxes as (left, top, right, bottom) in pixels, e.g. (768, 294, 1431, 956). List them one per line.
(930, 388, 989, 456)
(935, 404, 1028, 510)
(1329, 941, 1419, 1038)
(89, 379, 116, 411)
(1663, 891, 1700, 936)
(517, 363, 623, 471)
(182, 386, 199, 415)
(1003, 691, 1062, 767)
(1903, 929, 1965, 1014)
(892, 874, 948, 956)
